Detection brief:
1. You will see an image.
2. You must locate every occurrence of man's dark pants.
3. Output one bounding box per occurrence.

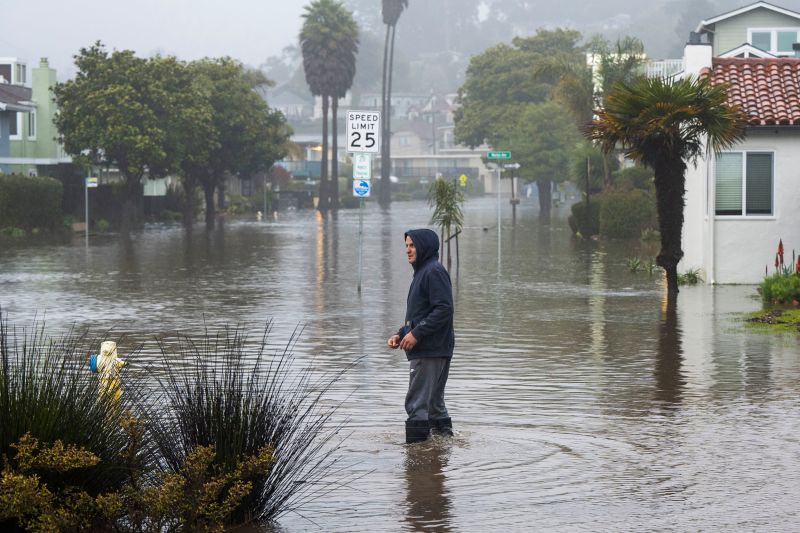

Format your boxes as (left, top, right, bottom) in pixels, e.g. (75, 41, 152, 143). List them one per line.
(405, 357, 450, 423)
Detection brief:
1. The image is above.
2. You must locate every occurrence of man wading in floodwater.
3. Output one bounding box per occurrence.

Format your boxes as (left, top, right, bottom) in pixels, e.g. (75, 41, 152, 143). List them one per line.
(387, 229, 455, 444)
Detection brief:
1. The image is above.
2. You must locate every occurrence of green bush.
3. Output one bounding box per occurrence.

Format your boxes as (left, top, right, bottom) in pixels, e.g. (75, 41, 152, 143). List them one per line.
(569, 200, 600, 237)
(339, 195, 362, 209)
(226, 194, 254, 215)
(760, 273, 800, 305)
(613, 165, 654, 192)
(96, 218, 111, 232)
(599, 189, 657, 239)
(0, 174, 63, 231)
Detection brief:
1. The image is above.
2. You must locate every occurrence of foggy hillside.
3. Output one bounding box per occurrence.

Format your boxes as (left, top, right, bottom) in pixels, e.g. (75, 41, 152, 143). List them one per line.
(266, 0, 800, 96)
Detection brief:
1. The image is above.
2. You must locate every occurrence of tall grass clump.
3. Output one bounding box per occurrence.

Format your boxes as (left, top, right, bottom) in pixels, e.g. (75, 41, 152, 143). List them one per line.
(0, 311, 136, 497)
(148, 324, 350, 524)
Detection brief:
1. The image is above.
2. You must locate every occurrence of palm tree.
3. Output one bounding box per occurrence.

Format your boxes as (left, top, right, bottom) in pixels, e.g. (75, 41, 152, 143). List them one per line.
(428, 178, 464, 271)
(328, 6, 359, 210)
(378, 0, 409, 208)
(301, 0, 359, 212)
(587, 76, 746, 301)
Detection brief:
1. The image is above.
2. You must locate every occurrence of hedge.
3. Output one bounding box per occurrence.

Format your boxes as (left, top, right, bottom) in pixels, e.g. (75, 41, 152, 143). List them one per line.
(599, 189, 657, 239)
(569, 200, 600, 237)
(0, 174, 63, 231)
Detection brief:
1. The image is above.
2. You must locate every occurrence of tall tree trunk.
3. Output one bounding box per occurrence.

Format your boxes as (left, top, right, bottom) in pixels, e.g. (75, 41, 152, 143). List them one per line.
(331, 98, 339, 211)
(602, 152, 613, 190)
(203, 180, 216, 229)
(654, 157, 686, 300)
(536, 179, 552, 224)
(182, 176, 196, 227)
(120, 174, 141, 236)
(319, 95, 330, 212)
(379, 24, 393, 208)
(217, 179, 226, 210)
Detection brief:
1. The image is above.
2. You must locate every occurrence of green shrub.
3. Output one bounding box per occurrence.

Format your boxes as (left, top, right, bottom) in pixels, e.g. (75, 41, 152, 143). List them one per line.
(599, 189, 657, 239)
(0, 315, 133, 500)
(226, 194, 254, 215)
(339, 195, 362, 209)
(613, 165, 654, 192)
(149, 326, 348, 523)
(0, 174, 63, 231)
(760, 272, 800, 305)
(677, 268, 703, 285)
(96, 218, 110, 232)
(569, 200, 600, 237)
(0, 226, 26, 238)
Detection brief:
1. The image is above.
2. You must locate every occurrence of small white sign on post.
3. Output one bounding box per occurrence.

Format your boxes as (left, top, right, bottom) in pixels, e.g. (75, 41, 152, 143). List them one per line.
(353, 179, 371, 198)
(346, 110, 381, 153)
(353, 153, 372, 180)
(85, 177, 98, 188)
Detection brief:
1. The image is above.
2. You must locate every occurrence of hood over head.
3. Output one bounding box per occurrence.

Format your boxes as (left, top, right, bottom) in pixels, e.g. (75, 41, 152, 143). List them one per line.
(405, 228, 439, 269)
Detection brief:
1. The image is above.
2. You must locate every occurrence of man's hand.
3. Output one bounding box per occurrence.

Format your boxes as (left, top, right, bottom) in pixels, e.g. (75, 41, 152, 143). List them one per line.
(387, 335, 401, 349)
(399, 331, 417, 351)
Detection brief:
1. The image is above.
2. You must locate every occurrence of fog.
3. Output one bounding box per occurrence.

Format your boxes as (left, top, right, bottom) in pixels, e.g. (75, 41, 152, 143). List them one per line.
(5, 0, 800, 84)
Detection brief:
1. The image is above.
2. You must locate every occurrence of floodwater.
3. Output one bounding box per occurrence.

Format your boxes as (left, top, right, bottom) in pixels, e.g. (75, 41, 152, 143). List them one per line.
(2, 197, 800, 531)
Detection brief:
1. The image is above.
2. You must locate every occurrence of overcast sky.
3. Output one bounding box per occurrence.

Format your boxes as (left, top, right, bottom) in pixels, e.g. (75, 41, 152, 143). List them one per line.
(3, 0, 309, 78)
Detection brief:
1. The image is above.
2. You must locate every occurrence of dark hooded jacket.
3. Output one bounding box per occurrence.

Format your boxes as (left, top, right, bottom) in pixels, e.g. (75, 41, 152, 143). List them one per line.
(398, 229, 455, 360)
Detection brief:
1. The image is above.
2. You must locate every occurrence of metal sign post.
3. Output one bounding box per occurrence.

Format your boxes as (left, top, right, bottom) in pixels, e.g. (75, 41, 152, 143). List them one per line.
(347, 110, 380, 294)
(487, 151, 512, 271)
(353, 177, 371, 293)
(84, 176, 98, 246)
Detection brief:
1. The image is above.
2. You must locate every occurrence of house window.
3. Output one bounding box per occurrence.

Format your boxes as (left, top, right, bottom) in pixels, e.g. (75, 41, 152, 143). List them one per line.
(9, 112, 21, 139)
(748, 28, 800, 55)
(27, 111, 36, 139)
(715, 152, 773, 216)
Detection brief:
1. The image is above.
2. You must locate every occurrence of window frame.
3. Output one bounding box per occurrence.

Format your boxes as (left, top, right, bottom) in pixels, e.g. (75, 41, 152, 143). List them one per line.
(27, 111, 36, 140)
(748, 27, 800, 55)
(714, 150, 775, 218)
(9, 112, 21, 140)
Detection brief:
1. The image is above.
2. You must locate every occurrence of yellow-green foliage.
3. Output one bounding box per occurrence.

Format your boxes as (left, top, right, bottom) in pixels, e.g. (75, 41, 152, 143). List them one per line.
(0, 434, 102, 532)
(0, 431, 274, 533)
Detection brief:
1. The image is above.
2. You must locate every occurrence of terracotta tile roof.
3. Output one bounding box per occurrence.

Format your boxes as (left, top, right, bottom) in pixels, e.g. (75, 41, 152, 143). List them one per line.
(705, 57, 800, 125)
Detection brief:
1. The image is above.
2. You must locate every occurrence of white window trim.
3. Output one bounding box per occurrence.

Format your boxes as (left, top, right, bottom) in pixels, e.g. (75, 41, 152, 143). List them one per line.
(27, 111, 36, 140)
(748, 27, 800, 55)
(9, 112, 22, 140)
(714, 150, 775, 218)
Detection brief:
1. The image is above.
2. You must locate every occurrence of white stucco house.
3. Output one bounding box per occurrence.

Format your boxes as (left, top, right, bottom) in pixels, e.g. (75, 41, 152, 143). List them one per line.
(678, 2, 800, 284)
(681, 41, 800, 284)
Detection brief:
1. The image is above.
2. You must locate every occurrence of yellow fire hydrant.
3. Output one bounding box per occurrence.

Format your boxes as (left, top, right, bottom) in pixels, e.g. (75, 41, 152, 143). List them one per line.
(97, 340, 126, 404)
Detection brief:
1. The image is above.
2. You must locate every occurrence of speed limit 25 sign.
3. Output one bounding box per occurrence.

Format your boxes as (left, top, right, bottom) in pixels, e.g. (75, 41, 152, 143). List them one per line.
(346, 110, 381, 154)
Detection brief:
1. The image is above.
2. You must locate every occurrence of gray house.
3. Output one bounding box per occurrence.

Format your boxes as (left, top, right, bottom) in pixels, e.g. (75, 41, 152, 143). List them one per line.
(696, 1, 800, 57)
(0, 81, 33, 174)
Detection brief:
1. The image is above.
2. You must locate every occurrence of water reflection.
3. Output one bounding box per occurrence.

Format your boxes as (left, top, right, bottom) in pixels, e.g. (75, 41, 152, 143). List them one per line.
(2, 199, 800, 530)
(654, 297, 684, 406)
(403, 442, 452, 532)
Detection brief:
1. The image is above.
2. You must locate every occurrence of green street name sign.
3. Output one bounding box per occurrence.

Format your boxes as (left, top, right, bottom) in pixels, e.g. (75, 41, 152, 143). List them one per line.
(487, 151, 511, 159)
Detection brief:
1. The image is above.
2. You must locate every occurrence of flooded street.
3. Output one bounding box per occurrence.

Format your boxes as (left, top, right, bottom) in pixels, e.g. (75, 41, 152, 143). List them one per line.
(2, 197, 800, 531)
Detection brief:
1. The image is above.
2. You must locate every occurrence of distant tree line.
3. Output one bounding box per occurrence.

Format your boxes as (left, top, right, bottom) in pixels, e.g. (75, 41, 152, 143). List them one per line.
(53, 42, 292, 231)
